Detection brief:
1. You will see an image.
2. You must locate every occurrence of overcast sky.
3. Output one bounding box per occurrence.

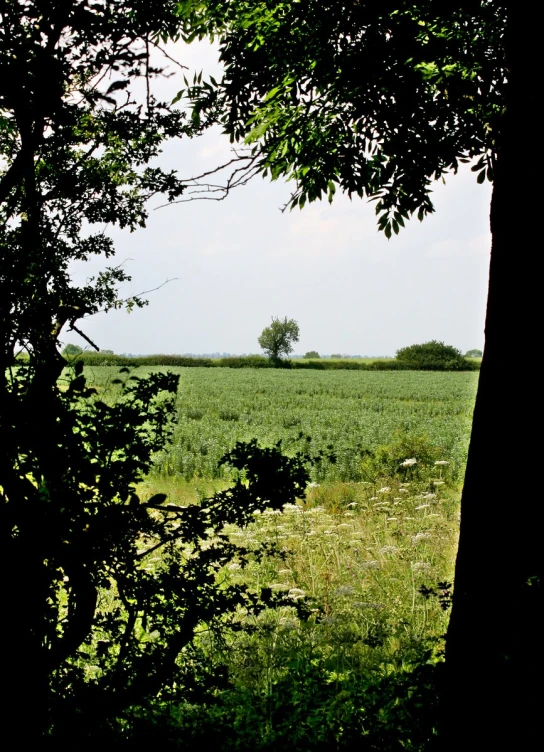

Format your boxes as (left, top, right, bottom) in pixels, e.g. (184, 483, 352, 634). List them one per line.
(69, 41, 492, 358)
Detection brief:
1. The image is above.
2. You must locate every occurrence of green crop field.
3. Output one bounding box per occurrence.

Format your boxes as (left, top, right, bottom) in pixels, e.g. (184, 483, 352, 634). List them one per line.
(83, 366, 479, 485)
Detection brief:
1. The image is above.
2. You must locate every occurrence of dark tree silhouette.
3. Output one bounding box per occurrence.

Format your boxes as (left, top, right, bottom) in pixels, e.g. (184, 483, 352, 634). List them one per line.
(0, 1, 310, 744)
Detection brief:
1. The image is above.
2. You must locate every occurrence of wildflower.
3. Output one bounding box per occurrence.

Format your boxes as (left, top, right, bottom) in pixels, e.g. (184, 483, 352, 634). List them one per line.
(347, 502, 358, 507)
(399, 488, 410, 494)
(361, 560, 380, 569)
(400, 458, 417, 467)
(411, 532, 432, 544)
(386, 517, 398, 521)
(288, 588, 306, 600)
(412, 561, 431, 572)
(334, 585, 355, 596)
(434, 460, 449, 466)
(337, 523, 352, 530)
(380, 545, 398, 555)
(307, 482, 320, 488)
(415, 504, 430, 510)
(378, 486, 391, 493)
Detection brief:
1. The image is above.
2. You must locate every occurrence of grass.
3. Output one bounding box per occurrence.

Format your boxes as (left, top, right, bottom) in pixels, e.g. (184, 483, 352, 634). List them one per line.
(132, 468, 457, 751)
(79, 365, 474, 749)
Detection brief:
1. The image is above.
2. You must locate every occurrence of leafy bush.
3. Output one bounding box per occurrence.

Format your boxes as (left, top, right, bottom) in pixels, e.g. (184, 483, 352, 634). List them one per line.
(361, 431, 451, 482)
(396, 341, 476, 371)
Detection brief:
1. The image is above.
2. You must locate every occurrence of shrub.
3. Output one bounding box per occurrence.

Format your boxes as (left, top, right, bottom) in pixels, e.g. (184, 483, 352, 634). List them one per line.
(396, 341, 476, 371)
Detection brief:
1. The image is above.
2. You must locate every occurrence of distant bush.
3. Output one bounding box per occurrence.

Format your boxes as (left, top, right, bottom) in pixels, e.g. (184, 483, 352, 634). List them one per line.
(77, 352, 215, 367)
(217, 355, 271, 368)
(303, 350, 320, 358)
(396, 341, 478, 371)
(367, 360, 413, 371)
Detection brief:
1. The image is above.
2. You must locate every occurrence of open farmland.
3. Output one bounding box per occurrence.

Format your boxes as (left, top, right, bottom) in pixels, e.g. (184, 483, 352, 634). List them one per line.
(84, 366, 479, 483)
(67, 364, 480, 746)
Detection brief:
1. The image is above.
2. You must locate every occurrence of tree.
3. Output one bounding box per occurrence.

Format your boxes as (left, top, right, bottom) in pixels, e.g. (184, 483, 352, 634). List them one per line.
(0, 2, 310, 744)
(396, 340, 472, 370)
(464, 348, 483, 358)
(258, 316, 300, 362)
(303, 350, 320, 359)
(62, 343, 84, 357)
(180, 2, 540, 746)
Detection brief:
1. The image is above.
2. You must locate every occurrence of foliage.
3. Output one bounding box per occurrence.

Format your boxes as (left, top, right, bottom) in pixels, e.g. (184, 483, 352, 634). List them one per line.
(360, 430, 450, 483)
(0, 0, 311, 742)
(117, 458, 459, 750)
(464, 349, 482, 358)
(179, 1, 503, 231)
(27, 351, 478, 370)
(62, 343, 84, 356)
(396, 341, 469, 371)
(258, 316, 300, 363)
(304, 350, 320, 358)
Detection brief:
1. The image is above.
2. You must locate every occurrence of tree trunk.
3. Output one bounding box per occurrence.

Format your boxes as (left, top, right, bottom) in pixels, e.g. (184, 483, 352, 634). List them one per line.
(444, 4, 541, 747)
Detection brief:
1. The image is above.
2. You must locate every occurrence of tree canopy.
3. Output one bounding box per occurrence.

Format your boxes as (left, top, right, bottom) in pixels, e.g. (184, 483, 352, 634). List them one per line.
(179, 0, 503, 232)
(258, 316, 300, 362)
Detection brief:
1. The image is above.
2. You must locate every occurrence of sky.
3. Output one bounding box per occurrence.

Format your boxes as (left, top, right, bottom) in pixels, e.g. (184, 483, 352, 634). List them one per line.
(68, 41, 492, 358)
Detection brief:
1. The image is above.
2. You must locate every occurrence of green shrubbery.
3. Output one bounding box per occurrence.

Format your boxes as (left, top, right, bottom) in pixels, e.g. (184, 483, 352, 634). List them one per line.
(396, 341, 477, 371)
(56, 352, 479, 371)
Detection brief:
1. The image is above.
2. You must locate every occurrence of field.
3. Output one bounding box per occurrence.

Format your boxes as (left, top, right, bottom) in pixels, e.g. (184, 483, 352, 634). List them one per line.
(82, 366, 479, 748)
(85, 366, 478, 485)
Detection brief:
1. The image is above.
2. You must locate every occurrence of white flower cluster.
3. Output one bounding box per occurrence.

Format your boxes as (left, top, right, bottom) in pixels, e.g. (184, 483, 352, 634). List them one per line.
(287, 588, 306, 600)
(400, 458, 417, 467)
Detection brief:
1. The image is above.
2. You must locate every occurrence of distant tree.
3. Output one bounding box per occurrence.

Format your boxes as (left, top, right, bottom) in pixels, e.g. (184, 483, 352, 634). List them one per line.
(258, 317, 300, 363)
(464, 348, 483, 358)
(396, 341, 469, 370)
(62, 343, 84, 357)
(330, 354, 343, 359)
(303, 350, 320, 359)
